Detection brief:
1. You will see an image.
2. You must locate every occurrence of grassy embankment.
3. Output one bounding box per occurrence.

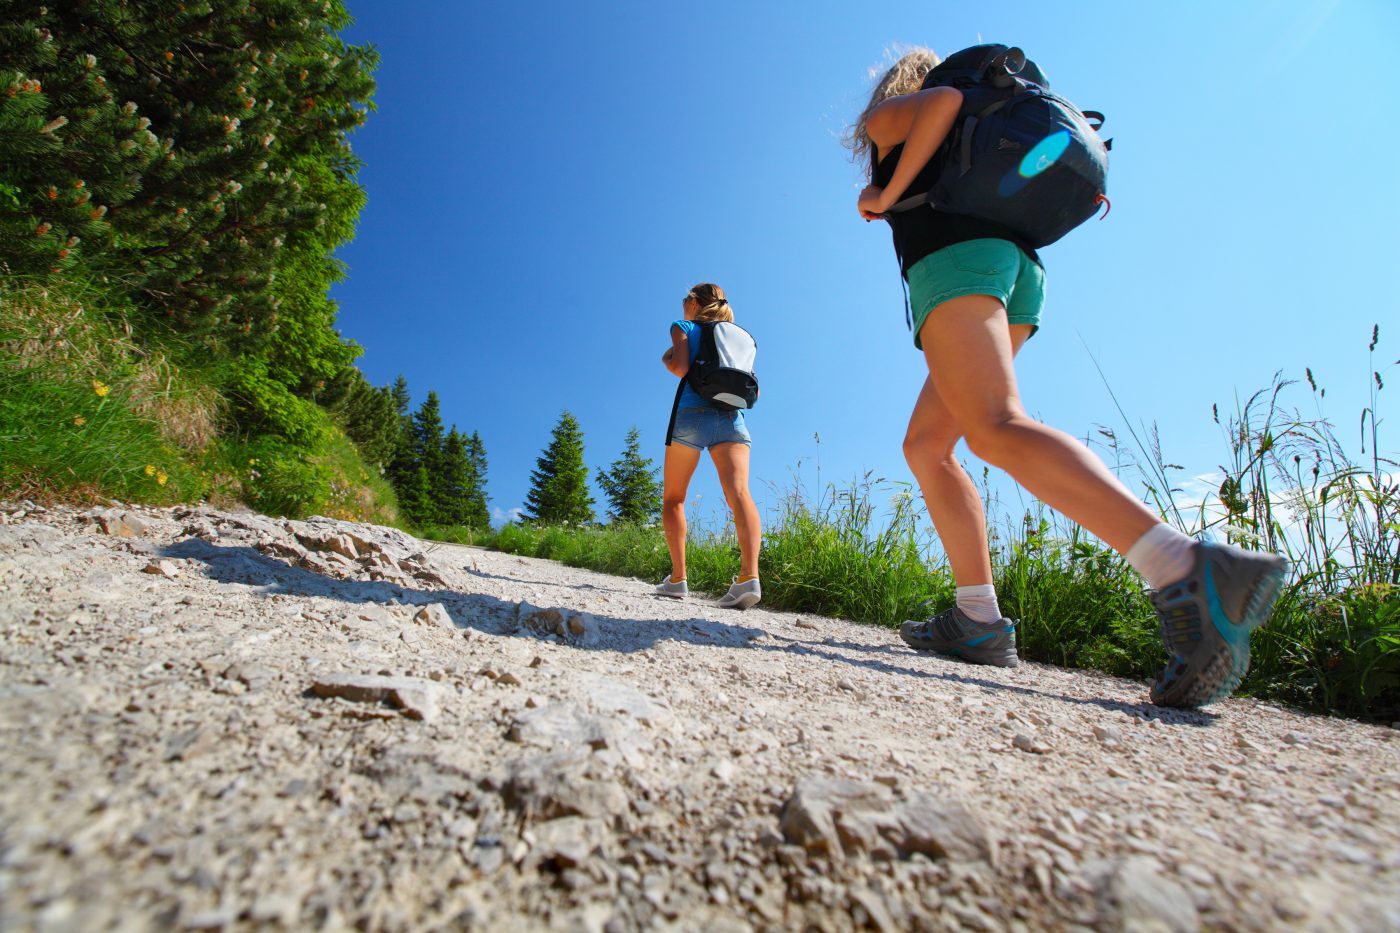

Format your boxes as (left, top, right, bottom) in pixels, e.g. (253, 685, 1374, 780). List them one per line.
(0, 278, 397, 523)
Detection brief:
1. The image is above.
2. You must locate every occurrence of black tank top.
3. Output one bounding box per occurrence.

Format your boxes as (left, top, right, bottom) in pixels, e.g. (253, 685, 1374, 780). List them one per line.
(873, 143, 1040, 275)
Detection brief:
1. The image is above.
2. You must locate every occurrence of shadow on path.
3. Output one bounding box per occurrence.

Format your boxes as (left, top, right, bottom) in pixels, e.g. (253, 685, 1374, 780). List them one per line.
(163, 537, 1212, 726)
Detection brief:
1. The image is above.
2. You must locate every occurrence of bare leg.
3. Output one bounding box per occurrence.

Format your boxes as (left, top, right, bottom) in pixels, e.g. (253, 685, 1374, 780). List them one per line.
(661, 443, 702, 581)
(918, 294, 1159, 554)
(710, 442, 761, 579)
(902, 321, 1030, 585)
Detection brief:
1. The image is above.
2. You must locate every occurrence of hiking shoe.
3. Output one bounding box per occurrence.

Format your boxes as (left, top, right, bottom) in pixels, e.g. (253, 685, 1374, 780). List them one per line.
(654, 575, 688, 599)
(717, 576, 761, 610)
(1149, 541, 1288, 709)
(899, 607, 1019, 668)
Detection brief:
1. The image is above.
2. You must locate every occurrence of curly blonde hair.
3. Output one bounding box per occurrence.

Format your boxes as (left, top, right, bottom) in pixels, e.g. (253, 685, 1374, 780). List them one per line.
(844, 47, 941, 178)
(686, 283, 733, 323)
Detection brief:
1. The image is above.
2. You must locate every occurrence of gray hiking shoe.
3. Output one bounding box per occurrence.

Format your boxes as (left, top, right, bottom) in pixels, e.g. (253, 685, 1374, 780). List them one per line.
(654, 575, 688, 599)
(717, 576, 761, 610)
(899, 606, 1019, 668)
(1149, 541, 1288, 709)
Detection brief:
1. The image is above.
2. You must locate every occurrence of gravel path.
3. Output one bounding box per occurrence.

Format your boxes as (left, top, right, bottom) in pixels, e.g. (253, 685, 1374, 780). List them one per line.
(1, 502, 1398, 932)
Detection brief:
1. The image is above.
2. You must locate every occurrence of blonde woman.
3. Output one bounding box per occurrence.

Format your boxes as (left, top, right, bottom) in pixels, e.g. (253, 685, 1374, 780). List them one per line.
(654, 283, 762, 610)
(851, 47, 1286, 707)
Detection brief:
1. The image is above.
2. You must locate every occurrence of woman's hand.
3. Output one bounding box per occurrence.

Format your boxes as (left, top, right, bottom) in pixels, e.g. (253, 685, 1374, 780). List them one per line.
(858, 184, 889, 221)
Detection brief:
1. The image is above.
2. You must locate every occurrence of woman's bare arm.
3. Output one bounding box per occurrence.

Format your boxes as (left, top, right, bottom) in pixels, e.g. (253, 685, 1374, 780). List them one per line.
(662, 325, 690, 378)
(858, 86, 963, 219)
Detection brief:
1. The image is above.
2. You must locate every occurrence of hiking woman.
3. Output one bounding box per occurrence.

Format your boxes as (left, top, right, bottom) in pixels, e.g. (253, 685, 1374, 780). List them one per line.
(850, 47, 1286, 707)
(654, 283, 762, 610)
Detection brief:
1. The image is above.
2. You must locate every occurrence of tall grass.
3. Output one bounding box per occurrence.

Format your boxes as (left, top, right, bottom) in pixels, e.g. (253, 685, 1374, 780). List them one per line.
(485, 331, 1397, 721)
(1123, 331, 1399, 720)
(0, 277, 400, 524)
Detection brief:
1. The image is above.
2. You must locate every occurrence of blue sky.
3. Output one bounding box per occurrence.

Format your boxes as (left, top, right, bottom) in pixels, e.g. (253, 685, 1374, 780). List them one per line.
(331, 0, 1398, 535)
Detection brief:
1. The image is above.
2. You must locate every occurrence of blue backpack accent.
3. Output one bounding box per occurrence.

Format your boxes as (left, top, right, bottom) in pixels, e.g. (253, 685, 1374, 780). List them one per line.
(885, 44, 1111, 249)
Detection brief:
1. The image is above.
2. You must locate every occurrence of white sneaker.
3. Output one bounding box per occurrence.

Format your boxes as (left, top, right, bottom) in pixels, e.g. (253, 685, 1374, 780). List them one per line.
(717, 576, 761, 610)
(654, 575, 688, 599)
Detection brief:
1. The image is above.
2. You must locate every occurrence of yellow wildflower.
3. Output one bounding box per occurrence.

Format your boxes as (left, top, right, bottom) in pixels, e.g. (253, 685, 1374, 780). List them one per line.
(144, 464, 156, 476)
(73, 415, 85, 426)
(92, 379, 110, 397)
(156, 471, 169, 486)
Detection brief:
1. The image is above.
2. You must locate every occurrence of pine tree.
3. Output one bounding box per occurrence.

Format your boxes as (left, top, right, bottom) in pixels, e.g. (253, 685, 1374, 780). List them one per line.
(597, 426, 662, 524)
(523, 411, 594, 526)
(0, 1, 378, 345)
(409, 392, 446, 526)
(462, 430, 491, 531)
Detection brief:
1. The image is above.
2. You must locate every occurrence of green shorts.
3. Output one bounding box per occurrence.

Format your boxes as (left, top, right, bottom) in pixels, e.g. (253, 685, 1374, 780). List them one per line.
(906, 238, 1046, 349)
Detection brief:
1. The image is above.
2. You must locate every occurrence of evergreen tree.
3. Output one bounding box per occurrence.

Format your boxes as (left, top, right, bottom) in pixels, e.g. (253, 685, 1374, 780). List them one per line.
(597, 427, 662, 524)
(408, 392, 445, 526)
(321, 367, 399, 468)
(462, 430, 491, 531)
(438, 428, 471, 526)
(0, 1, 378, 346)
(397, 466, 433, 529)
(523, 411, 594, 525)
(384, 375, 416, 487)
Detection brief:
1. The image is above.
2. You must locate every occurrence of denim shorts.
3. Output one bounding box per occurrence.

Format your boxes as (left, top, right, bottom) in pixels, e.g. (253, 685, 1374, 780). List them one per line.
(670, 406, 751, 451)
(906, 238, 1046, 349)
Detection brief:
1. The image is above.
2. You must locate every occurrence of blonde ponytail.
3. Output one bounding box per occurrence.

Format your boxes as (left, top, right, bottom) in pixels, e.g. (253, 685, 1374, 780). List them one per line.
(687, 282, 734, 323)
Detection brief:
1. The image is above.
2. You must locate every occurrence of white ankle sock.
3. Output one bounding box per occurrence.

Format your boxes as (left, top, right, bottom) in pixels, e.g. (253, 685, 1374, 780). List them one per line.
(1124, 523, 1196, 590)
(955, 584, 1002, 623)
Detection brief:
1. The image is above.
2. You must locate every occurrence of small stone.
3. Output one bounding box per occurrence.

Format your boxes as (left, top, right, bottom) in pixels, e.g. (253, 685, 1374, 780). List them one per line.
(413, 603, 454, 631)
(1084, 856, 1198, 933)
(1092, 724, 1121, 744)
(96, 509, 150, 537)
(310, 673, 444, 722)
(1234, 733, 1264, 752)
(182, 906, 238, 930)
(164, 727, 218, 762)
(497, 671, 523, 687)
(1283, 731, 1307, 745)
(142, 559, 179, 578)
(1013, 732, 1051, 754)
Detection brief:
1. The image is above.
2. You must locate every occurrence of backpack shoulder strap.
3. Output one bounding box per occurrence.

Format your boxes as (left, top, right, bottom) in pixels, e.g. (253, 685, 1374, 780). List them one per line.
(664, 377, 685, 446)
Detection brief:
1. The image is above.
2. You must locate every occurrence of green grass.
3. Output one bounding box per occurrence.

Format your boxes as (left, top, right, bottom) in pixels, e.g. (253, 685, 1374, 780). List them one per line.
(0, 280, 210, 503)
(0, 277, 399, 524)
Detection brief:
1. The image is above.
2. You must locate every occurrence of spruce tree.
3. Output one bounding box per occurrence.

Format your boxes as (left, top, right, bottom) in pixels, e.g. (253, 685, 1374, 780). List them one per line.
(462, 430, 491, 531)
(523, 411, 594, 526)
(322, 368, 399, 469)
(597, 426, 662, 524)
(409, 392, 445, 526)
(384, 376, 416, 487)
(438, 428, 471, 527)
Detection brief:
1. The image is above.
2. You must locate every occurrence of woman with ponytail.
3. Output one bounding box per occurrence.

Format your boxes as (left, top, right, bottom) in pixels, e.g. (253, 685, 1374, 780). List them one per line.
(654, 283, 762, 610)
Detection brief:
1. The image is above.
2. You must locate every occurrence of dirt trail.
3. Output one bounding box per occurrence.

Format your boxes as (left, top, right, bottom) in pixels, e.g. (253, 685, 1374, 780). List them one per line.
(2, 501, 1398, 932)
